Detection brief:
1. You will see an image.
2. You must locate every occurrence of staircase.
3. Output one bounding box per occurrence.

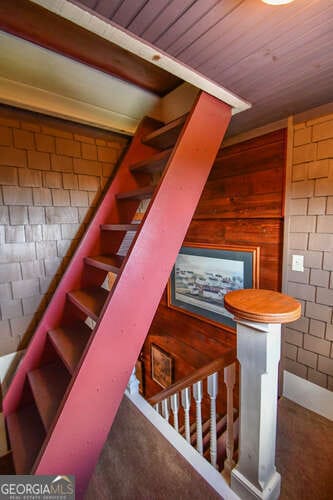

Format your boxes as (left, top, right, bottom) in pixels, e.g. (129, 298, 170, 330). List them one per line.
(2, 92, 231, 497)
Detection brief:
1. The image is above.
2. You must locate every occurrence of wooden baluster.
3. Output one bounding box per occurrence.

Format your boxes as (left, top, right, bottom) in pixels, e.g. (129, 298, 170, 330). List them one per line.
(154, 402, 159, 414)
(170, 393, 180, 433)
(181, 387, 191, 443)
(223, 362, 236, 480)
(207, 372, 218, 469)
(192, 381, 203, 455)
(161, 398, 169, 423)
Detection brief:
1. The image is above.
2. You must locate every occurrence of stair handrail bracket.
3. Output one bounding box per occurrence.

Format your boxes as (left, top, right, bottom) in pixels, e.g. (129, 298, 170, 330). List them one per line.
(224, 289, 301, 500)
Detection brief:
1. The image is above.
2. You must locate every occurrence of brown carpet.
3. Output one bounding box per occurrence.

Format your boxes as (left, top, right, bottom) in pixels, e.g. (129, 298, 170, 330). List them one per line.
(86, 396, 333, 499)
(276, 397, 333, 500)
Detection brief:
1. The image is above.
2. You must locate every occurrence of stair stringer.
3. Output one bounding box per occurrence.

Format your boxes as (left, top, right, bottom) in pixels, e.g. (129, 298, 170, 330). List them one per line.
(2, 117, 161, 415)
(32, 92, 232, 497)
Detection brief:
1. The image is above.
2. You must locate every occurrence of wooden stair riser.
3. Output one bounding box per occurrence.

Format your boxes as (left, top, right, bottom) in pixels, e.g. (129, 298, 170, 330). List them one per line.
(6, 404, 45, 474)
(142, 114, 187, 149)
(84, 255, 123, 274)
(100, 223, 140, 232)
(61, 300, 88, 329)
(67, 288, 108, 322)
(48, 324, 93, 375)
(130, 148, 172, 175)
(99, 229, 130, 257)
(116, 186, 154, 201)
(81, 265, 108, 290)
(33, 94, 231, 498)
(28, 362, 71, 432)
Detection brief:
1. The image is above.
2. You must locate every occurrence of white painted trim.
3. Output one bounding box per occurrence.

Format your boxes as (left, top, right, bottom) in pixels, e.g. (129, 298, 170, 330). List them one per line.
(0, 350, 26, 457)
(0, 349, 25, 386)
(283, 370, 333, 421)
(0, 76, 136, 135)
(126, 391, 240, 500)
(149, 82, 199, 123)
(0, 30, 163, 135)
(31, 0, 251, 115)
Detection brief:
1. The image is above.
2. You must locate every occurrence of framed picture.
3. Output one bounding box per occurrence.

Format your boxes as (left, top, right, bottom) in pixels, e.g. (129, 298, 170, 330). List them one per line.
(151, 344, 173, 388)
(168, 243, 260, 331)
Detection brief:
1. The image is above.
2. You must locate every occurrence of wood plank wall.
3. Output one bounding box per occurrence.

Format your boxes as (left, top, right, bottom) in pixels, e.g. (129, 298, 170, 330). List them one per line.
(141, 129, 287, 399)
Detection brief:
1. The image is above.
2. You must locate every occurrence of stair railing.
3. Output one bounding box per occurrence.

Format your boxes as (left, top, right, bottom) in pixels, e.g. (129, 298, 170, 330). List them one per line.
(148, 353, 237, 478)
(130, 289, 301, 500)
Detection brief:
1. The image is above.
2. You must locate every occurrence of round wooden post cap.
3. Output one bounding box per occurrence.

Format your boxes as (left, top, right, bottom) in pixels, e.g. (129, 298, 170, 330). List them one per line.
(224, 289, 301, 324)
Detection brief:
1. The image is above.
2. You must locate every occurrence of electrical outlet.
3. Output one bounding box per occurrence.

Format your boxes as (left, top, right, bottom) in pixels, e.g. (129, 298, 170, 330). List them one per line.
(292, 255, 304, 272)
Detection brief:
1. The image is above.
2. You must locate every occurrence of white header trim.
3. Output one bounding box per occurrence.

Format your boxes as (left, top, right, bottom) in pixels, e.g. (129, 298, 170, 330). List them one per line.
(31, 0, 251, 115)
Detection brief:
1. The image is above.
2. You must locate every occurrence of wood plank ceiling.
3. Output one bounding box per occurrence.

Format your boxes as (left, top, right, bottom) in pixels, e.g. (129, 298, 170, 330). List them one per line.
(73, 0, 333, 136)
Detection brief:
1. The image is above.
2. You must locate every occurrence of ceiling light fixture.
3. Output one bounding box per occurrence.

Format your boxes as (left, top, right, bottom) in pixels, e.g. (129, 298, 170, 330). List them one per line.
(262, 0, 295, 5)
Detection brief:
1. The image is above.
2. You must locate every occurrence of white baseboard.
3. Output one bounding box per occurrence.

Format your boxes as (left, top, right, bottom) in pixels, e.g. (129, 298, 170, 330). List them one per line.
(0, 350, 25, 387)
(0, 350, 26, 456)
(283, 370, 333, 421)
(126, 391, 240, 500)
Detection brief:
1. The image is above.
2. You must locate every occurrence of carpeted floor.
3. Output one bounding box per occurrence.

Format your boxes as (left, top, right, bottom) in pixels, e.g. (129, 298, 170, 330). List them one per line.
(276, 397, 333, 500)
(86, 396, 333, 499)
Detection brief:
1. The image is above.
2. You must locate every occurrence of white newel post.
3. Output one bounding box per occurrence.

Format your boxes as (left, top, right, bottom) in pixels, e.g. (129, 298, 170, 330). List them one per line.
(224, 289, 301, 500)
(127, 367, 140, 395)
(232, 320, 282, 500)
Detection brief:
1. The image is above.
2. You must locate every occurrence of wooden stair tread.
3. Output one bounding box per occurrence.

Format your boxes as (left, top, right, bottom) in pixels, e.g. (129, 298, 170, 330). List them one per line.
(6, 404, 45, 474)
(116, 186, 154, 200)
(130, 149, 172, 174)
(101, 223, 139, 232)
(85, 254, 124, 273)
(48, 323, 92, 374)
(142, 115, 187, 149)
(67, 287, 108, 321)
(28, 362, 71, 431)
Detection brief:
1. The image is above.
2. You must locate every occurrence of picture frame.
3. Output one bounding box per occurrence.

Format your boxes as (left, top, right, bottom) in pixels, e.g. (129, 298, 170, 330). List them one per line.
(151, 344, 173, 388)
(167, 243, 260, 331)
(135, 358, 144, 396)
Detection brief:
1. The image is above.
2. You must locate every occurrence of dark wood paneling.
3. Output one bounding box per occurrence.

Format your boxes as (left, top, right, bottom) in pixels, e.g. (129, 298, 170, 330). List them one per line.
(187, 219, 283, 292)
(0, 0, 181, 96)
(142, 130, 286, 399)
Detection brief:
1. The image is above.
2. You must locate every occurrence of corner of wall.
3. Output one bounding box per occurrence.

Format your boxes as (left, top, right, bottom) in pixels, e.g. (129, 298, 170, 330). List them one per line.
(282, 107, 333, 395)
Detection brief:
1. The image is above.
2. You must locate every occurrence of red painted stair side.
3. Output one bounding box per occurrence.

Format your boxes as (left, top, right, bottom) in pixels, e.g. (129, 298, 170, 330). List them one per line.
(3, 118, 159, 415)
(33, 93, 232, 497)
